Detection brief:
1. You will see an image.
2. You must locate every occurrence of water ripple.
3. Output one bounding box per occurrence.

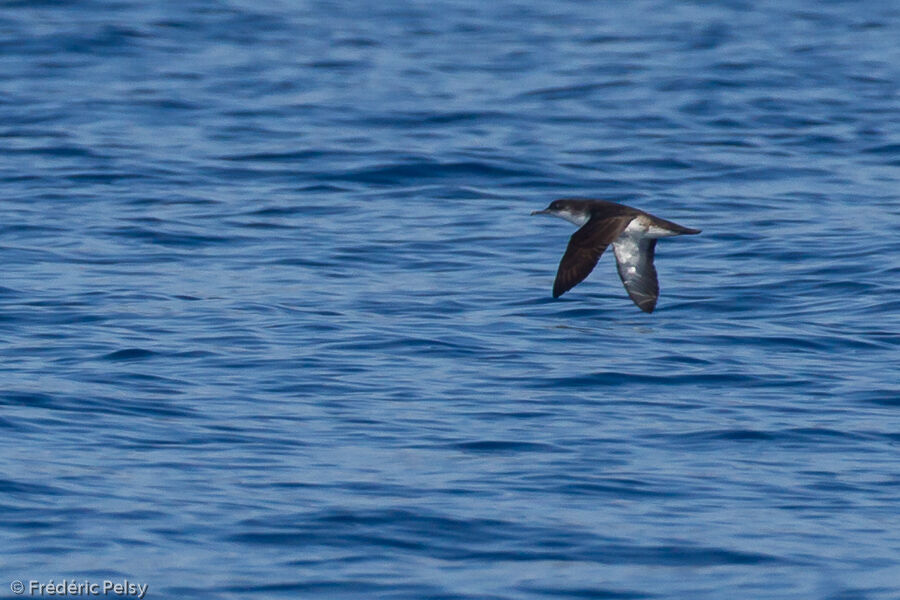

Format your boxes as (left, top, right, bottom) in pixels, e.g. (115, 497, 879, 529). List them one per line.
(2, 1, 900, 599)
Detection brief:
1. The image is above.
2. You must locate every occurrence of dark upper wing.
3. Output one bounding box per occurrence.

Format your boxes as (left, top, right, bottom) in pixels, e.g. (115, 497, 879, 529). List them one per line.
(612, 235, 659, 313)
(552, 216, 634, 298)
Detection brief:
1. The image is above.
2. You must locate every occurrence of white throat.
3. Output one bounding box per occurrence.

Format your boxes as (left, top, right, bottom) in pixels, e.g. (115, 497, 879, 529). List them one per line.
(551, 210, 590, 227)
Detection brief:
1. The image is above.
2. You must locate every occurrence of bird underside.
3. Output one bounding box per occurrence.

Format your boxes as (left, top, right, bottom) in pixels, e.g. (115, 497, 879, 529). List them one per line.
(611, 225, 659, 313)
(553, 216, 662, 313)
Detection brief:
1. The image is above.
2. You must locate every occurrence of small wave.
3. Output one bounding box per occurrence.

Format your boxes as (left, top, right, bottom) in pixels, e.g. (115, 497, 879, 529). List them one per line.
(445, 440, 564, 453)
(100, 348, 158, 361)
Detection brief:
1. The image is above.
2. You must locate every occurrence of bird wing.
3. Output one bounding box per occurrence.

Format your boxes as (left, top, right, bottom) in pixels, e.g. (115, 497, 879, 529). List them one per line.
(612, 232, 659, 313)
(553, 215, 634, 298)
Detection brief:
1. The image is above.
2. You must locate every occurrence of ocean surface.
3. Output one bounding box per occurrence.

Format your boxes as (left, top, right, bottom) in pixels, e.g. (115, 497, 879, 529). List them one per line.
(2, 1, 900, 599)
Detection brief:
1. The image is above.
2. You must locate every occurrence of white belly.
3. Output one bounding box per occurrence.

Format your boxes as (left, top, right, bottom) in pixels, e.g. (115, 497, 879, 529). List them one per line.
(630, 215, 680, 238)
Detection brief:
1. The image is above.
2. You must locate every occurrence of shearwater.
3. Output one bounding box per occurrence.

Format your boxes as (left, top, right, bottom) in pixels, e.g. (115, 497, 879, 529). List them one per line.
(531, 198, 701, 313)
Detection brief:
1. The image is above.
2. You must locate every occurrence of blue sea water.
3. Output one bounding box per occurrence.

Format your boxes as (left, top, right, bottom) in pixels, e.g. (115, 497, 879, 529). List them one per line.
(2, 0, 900, 598)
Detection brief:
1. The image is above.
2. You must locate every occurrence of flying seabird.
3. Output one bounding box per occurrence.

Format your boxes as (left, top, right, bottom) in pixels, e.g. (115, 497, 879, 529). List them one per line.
(531, 198, 700, 313)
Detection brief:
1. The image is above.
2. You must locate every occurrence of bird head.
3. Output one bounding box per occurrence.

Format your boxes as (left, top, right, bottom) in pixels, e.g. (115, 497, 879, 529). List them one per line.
(531, 199, 590, 226)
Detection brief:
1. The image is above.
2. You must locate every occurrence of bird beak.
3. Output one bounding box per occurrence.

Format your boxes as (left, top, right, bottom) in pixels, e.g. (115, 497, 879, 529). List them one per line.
(531, 209, 549, 216)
